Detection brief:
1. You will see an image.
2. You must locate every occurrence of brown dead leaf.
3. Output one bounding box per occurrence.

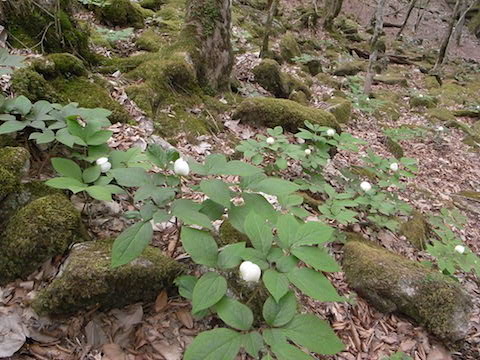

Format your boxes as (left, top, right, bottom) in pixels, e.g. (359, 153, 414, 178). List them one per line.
(152, 341, 182, 360)
(176, 310, 193, 329)
(154, 290, 168, 313)
(427, 345, 452, 360)
(102, 343, 128, 360)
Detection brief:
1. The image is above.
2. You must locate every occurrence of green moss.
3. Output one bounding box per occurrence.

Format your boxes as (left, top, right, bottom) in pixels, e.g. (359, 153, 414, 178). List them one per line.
(0, 168, 18, 199)
(424, 75, 441, 89)
(400, 211, 429, 250)
(97, 53, 157, 74)
(11, 68, 58, 103)
(333, 61, 365, 76)
(288, 90, 309, 105)
(233, 97, 340, 133)
(409, 94, 438, 108)
(252, 59, 289, 98)
(32, 53, 87, 78)
(316, 73, 342, 89)
(218, 220, 251, 247)
(374, 74, 407, 87)
(0, 146, 30, 176)
(343, 241, 473, 341)
(429, 82, 472, 106)
(456, 191, 480, 201)
(0, 194, 83, 285)
(385, 136, 404, 159)
(32, 240, 183, 315)
(96, 0, 145, 28)
(136, 29, 164, 52)
(279, 32, 301, 63)
(283, 73, 311, 99)
(51, 77, 131, 124)
(189, 0, 222, 37)
(426, 108, 456, 123)
(140, 0, 165, 10)
(326, 97, 352, 124)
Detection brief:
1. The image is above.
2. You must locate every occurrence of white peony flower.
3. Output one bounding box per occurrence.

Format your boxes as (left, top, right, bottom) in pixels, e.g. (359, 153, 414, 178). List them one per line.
(436, 126, 444, 132)
(454, 245, 465, 254)
(266, 137, 275, 145)
(239, 261, 261, 282)
(174, 158, 190, 176)
(360, 181, 372, 192)
(304, 148, 312, 155)
(96, 157, 112, 173)
(390, 162, 399, 172)
(326, 129, 336, 137)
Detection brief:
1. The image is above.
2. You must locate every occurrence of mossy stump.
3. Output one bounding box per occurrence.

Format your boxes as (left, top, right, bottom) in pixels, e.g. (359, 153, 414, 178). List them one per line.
(233, 97, 340, 133)
(343, 241, 473, 342)
(32, 240, 184, 315)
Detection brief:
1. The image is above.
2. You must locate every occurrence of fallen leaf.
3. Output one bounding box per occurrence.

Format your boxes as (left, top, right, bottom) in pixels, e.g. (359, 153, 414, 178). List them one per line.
(0, 312, 28, 357)
(176, 310, 193, 329)
(103, 343, 128, 360)
(152, 341, 182, 360)
(154, 290, 168, 313)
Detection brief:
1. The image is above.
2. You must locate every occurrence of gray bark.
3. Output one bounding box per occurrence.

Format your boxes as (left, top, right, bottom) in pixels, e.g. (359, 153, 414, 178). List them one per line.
(396, 0, 418, 38)
(433, 0, 462, 72)
(364, 0, 386, 95)
(260, 0, 279, 58)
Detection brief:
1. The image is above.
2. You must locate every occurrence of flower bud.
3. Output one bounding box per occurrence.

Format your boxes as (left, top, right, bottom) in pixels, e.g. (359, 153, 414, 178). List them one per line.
(266, 137, 275, 145)
(174, 158, 190, 176)
(239, 261, 261, 282)
(454, 245, 465, 254)
(304, 149, 312, 155)
(96, 157, 112, 173)
(360, 181, 372, 192)
(390, 162, 399, 172)
(326, 129, 336, 137)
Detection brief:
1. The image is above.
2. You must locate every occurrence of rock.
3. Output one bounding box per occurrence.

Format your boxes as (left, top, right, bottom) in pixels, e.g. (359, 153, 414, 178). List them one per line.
(373, 75, 408, 87)
(343, 241, 473, 342)
(279, 31, 301, 63)
(409, 94, 438, 108)
(326, 97, 352, 124)
(233, 97, 340, 133)
(453, 107, 480, 118)
(426, 108, 456, 123)
(316, 73, 342, 89)
(302, 58, 322, 76)
(32, 240, 183, 315)
(140, 0, 165, 10)
(400, 211, 429, 250)
(0, 194, 84, 285)
(452, 191, 480, 215)
(333, 61, 365, 76)
(96, 0, 145, 28)
(135, 28, 163, 52)
(252, 59, 289, 98)
(0, 147, 30, 199)
(288, 90, 309, 105)
(32, 53, 87, 78)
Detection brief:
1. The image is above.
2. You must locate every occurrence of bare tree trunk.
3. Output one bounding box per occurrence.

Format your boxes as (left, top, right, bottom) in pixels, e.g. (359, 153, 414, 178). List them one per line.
(432, 0, 462, 72)
(260, 0, 279, 58)
(324, 0, 344, 31)
(414, 0, 431, 32)
(454, 0, 478, 46)
(364, 0, 387, 95)
(396, 0, 418, 38)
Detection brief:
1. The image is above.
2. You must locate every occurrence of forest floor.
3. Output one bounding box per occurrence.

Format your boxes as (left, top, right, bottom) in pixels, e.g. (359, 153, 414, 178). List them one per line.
(2, 0, 480, 359)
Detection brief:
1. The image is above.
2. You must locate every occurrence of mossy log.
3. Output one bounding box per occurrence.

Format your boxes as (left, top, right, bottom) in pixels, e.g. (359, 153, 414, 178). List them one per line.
(343, 241, 473, 342)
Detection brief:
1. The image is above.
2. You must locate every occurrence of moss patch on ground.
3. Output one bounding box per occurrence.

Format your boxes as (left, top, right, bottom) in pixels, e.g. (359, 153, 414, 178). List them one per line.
(32, 240, 184, 315)
(136, 29, 164, 52)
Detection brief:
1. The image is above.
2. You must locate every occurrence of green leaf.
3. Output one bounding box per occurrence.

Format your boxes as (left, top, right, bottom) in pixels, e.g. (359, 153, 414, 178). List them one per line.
(276, 255, 299, 273)
(215, 297, 253, 331)
(51, 158, 83, 182)
(83, 165, 101, 184)
(86, 185, 124, 201)
(242, 332, 264, 359)
(45, 177, 87, 193)
(270, 342, 315, 360)
(55, 128, 77, 147)
(244, 212, 273, 255)
(241, 248, 269, 269)
(249, 178, 300, 197)
(229, 193, 277, 233)
(277, 214, 300, 249)
(200, 199, 226, 221)
(283, 314, 345, 355)
(29, 129, 55, 144)
(184, 328, 242, 360)
(218, 242, 246, 269)
(293, 222, 334, 247)
(181, 227, 218, 267)
(262, 291, 297, 327)
(192, 272, 227, 313)
(200, 179, 232, 208)
(287, 267, 345, 302)
(263, 269, 289, 303)
(13, 96, 32, 115)
(223, 161, 262, 176)
(111, 221, 153, 267)
(172, 199, 213, 230)
(291, 246, 340, 272)
(0, 120, 27, 134)
(86, 130, 113, 146)
(174, 275, 197, 300)
(110, 167, 151, 187)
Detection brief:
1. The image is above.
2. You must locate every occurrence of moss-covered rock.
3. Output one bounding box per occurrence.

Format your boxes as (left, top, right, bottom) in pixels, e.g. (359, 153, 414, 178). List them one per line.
(426, 108, 456, 123)
(32, 53, 87, 78)
(140, 0, 165, 10)
(343, 241, 473, 341)
(32, 240, 183, 315)
(11, 68, 58, 103)
(400, 211, 429, 250)
(302, 59, 322, 76)
(409, 94, 438, 108)
(385, 136, 404, 159)
(333, 61, 365, 76)
(373, 74, 408, 87)
(424, 75, 441, 89)
(135, 29, 163, 52)
(96, 0, 145, 28)
(218, 220, 251, 247)
(233, 97, 340, 133)
(0, 194, 84, 285)
(283, 73, 311, 99)
(326, 97, 352, 124)
(0, 146, 30, 199)
(316, 73, 342, 89)
(252, 59, 289, 98)
(288, 90, 309, 105)
(279, 32, 301, 63)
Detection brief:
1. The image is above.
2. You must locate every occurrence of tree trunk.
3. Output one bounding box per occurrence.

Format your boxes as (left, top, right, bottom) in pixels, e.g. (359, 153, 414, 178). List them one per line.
(183, 0, 234, 91)
(432, 0, 462, 72)
(396, 0, 418, 38)
(260, 0, 279, 58)
(364, 0, 386, 95)
(324, 0, 344, 31)
(414, 0, 431, 32)
(454, 0, 478, 45)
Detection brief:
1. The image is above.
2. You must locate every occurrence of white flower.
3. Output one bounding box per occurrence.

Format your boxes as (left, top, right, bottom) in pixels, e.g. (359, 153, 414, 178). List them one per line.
(304, 148, 312, 155)
(174, 158, 190, 176)
(418, 94, 424, 98)
(297, 137, 305, 144)
(454, 245, 465, 254)
(436, 126, 444, 132)
(96, 157, 112, 173)
(266, 137, 275, 145)
(360, 181, 372, 192)
(326, 129, 336, 137)
(239, 261, 261, 282)
(390, 162, 399, 172)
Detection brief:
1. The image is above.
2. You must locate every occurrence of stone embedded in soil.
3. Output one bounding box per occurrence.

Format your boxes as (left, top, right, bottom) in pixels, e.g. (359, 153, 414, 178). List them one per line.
(343, 241, 473, 342)
(32, 240, 184, 315)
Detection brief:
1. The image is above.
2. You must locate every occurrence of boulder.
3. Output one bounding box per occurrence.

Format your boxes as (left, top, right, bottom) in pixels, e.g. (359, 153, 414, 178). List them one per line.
(333, 61, 365, 76)
(326, 97, 352, 124)
(96, 0, 145, 28)
(252, 59, 289, 98)
(233, 97, 340, 132)
(409, 94, 438, 109)
(279, 32, 301, 63)
(343, 241, 473, 342)
(0, 194, 84, 285)
(0, 146, 30, 199)
(373, 74, 408, 87)
(32, 240, 183, 315)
